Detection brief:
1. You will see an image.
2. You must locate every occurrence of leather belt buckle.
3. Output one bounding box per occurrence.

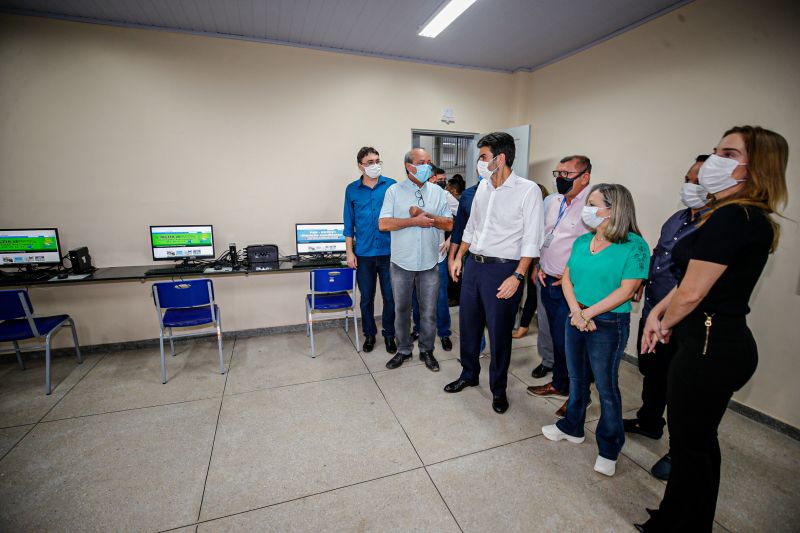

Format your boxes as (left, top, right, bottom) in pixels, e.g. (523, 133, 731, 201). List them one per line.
(473, 254, 486, 264)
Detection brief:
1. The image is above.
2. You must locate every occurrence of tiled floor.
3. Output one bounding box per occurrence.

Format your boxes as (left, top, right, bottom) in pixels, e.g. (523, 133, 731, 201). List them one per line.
(1, 313, 798, 532)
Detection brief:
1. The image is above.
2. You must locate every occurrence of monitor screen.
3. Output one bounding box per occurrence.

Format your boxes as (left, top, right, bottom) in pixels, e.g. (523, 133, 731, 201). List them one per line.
(0, 228, 62, 267)
(296, 223, 346, 255)
(150, 225, 215, 261)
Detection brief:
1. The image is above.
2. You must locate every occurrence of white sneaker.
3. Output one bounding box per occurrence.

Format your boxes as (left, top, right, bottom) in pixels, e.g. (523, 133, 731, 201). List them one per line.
(594, 455, 617, 476)
(541, 424, 585, 444)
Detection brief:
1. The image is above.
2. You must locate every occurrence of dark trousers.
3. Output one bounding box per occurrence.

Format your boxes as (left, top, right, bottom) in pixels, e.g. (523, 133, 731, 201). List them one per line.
(557, 312, 629, 460)
(518, 263, 537, 328)
(652, 313, 758, 532)
(458, 256, 523, 396)
(635, 316, 677, 433)
(355, 255, 395, 338)
(539, 275, 570, 392)
(391, 263, 439, 354)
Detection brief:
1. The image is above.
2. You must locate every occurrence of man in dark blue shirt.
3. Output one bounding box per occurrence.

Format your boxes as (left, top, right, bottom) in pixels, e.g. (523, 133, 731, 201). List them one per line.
(343, 147, 397, 354)
(624, 154, 709, 480)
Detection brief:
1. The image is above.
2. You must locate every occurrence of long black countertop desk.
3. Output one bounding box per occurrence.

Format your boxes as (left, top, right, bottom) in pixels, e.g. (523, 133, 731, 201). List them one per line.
(0, 262, 327, 288)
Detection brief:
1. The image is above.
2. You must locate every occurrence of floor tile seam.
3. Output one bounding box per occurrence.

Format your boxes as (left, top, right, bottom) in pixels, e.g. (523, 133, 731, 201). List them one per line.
(158, 465, 426, 532)
(223, 369, 372, 398)
(0, 352, 108, 464)
(33, 395, 224, 425)
(196, 337, 237, 523)
(421, 466, 465, 533)
(423, 433, 545, 469)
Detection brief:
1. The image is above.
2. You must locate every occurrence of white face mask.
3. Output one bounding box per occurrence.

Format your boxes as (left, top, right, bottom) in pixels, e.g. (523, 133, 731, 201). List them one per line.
(698, 154, 746, 194)
(581, 205, 609, 229)
(476, 156, 498, 180)
(680, 183, 710, 209)
(363, 163, 382, 179)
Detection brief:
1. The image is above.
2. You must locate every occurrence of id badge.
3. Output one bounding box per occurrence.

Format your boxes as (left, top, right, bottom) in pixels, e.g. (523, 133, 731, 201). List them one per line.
(542, 233, 554, 248)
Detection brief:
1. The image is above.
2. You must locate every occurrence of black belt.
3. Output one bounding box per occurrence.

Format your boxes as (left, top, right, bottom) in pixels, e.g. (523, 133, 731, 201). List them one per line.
(471, 254, 515, 264)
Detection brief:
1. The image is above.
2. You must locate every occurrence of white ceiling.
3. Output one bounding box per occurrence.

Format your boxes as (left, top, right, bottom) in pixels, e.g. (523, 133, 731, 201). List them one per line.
(0, 0, 691, 72)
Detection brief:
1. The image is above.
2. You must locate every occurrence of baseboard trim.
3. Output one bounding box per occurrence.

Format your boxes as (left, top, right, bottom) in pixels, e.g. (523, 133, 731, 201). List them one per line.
(6, 331, 798, 441)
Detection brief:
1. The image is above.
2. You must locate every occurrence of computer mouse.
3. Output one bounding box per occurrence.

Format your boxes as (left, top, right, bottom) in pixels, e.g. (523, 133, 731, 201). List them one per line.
(57, 273, 69, 279)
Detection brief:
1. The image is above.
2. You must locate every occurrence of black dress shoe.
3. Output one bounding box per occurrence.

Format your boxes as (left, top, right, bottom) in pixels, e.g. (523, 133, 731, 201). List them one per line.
(363, 335, 376, 353)
(440, 336, 453, 351)
(650, 453, 672, 481)
(385, 352, 412, 369)
(384, 337, 397, 354)
(531, 363, 551, 379)
(623, 418, 664, 440)
(420, 351, 439, 371)
(444, 377, 479, 393)
(492, 395, 509, 414)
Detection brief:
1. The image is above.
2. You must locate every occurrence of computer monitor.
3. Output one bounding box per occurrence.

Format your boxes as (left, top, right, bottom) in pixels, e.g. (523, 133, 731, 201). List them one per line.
(150, 225, 215, 262)
(295, 223, 346, 256)
(0, 228, 62, 269)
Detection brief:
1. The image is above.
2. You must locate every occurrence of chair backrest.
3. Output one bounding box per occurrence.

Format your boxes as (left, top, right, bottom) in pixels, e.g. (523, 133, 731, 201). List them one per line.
(152, 279, 214, 310)
(310, 268, 354, 294)
(0, 289, 34, 320)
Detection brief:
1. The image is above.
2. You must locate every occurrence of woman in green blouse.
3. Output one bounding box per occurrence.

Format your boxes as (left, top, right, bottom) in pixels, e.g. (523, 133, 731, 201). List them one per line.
(541, 183, 650, 477)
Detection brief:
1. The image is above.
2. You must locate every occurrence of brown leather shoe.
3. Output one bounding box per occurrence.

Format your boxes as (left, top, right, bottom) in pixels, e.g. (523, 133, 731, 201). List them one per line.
(512, 326, 529, 339)
(555, 397, 593, 418)
(526, 382, 568, 398)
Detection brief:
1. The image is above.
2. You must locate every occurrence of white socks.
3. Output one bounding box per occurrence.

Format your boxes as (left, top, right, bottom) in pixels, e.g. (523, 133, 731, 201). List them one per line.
(594, 455, 617, 476)
(541, 424, 585, 444)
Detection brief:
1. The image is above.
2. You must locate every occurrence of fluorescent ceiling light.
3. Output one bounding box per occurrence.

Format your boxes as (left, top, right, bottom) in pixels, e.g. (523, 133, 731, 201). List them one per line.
(418, 0, 478, 38)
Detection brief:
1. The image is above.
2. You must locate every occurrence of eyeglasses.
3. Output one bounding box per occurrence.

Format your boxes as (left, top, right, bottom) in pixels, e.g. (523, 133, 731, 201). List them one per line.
(415, 189, 425, 207)
(361, 160, 383, 166)
(552, 169, 585, 179)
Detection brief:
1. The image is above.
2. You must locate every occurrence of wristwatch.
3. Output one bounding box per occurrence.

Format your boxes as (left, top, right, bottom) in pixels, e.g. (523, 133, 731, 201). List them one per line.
(513, 272, 524, 282)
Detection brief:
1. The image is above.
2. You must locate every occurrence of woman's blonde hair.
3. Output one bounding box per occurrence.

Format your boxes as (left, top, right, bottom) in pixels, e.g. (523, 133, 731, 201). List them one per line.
(700, 125, 789, 252)
(588, 183, 641, 243)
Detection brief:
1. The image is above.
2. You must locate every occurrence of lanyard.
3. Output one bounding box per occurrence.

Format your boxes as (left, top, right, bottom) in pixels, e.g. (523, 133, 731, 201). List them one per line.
(547, 197, 568, 236)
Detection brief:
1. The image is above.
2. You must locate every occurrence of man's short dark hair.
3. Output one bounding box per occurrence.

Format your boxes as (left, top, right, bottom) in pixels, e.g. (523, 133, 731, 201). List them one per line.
(477, 132, 516, 167)
(433, 166, 446, 176)
(560, 155, 592, 175)
(447, 177, 465, 195)
(696, 154, 710, 162)
(356, 146, 379, 164)
(451, 173, 465, 185)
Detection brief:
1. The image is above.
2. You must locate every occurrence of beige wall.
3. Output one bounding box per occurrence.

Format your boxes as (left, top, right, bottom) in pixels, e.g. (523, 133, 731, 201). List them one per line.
(0, 14, 513, 344)
(512, 0, 800, 427)
(1, 0, 798, 426)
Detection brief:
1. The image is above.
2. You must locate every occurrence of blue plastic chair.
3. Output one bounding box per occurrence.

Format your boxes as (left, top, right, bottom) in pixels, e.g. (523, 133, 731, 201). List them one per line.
(152, 279, 224, 384)
(0, 289, 82, 395)
(305, 268, 359, 358)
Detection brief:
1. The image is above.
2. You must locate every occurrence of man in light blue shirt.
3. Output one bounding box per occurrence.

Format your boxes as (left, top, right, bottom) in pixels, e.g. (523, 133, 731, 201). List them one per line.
(379, 148, 452, 371)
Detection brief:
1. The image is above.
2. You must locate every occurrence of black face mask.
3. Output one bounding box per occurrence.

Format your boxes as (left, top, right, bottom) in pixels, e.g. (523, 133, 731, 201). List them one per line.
(556, 176, 577, 195)
(436, 180, 446, 189)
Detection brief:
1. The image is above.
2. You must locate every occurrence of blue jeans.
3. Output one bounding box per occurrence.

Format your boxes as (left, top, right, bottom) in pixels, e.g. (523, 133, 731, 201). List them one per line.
(355, 255, 395, 338)
(557, 311, 629, 460)
(412, 260, 452, 337)
(539, 275, 570, 392)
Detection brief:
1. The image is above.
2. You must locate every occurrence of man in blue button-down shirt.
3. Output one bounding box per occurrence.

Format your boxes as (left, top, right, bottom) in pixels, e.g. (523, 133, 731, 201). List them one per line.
(379, 148, 453, 372)
(343, 147, 398, 354)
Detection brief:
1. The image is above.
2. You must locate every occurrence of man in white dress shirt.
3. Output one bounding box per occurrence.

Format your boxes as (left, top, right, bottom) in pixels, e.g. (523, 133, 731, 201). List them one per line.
(444, 132, 544, 414)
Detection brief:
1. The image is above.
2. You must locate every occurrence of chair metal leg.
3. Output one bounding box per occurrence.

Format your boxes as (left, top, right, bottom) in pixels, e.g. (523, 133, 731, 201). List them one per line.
(12, 341, 25, 370)
(309, 314, 316, 358)
(216, 311, 225, 375)
(353, 310, 360, 353)
(344, 309, 349, 333)
(159, 332, 167, 384)
(168, 327, 176, 356)
(67, 318, 83, 364)
(45, 333, 53, 395)
(305, 302, 311, 337)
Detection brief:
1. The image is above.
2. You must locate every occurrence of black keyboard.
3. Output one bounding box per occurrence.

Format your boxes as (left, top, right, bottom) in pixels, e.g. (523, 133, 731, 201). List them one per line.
(144, 265, 207, 276)
(293, 257, 346, 268)
(0, 270, 55, 283)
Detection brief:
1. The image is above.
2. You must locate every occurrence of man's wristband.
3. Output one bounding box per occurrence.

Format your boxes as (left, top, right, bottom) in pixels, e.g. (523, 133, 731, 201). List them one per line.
(513, 272, 524, 282)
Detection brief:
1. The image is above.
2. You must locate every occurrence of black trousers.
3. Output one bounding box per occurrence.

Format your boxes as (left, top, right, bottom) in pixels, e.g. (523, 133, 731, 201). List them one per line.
(635, 316, 678, 433)
(518, 262, 537, 328)
(651, 312, 758, 532)
(458, 256, 523, 396)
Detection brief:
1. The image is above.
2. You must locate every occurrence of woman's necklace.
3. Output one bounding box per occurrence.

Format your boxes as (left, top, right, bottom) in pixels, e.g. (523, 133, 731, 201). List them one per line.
(590, 234, 609, 254)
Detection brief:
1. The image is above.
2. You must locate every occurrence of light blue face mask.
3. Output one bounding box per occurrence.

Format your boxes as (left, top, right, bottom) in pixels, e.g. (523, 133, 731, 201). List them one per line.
(411, 164, 432, 182)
